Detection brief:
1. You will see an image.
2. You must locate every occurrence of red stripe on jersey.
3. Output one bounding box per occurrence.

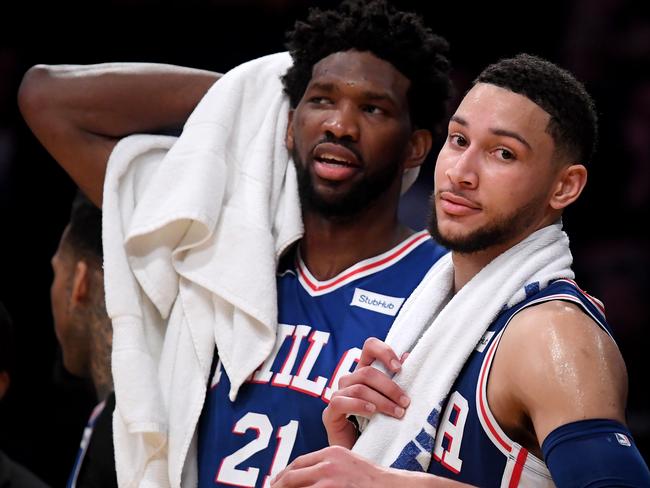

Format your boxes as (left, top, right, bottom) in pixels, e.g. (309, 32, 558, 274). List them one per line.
(555, 278, 606, 315)
(298, 231, 430, 293)
(478, 334, 512, 453)
(508, 448, 529, 488)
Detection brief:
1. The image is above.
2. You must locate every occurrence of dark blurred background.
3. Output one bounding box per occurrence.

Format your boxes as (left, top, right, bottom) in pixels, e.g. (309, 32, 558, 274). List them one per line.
(1, 0, 648, 485)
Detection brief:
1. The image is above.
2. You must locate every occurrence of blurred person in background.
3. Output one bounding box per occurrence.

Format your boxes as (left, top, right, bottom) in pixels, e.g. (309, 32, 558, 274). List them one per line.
(50, 193, 117, 488)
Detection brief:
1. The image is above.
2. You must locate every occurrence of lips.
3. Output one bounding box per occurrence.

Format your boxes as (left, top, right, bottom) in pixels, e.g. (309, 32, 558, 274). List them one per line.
(311, 142, 361, 182)
(438, 190, 481, 216)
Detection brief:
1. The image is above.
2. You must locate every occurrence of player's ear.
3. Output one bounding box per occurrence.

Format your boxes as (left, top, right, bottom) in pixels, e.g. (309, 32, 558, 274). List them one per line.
(70, 260, 89, 307)
(404, 129, 432, 169)
(550, 163, 587, 210)
(286, 110, 295, 152)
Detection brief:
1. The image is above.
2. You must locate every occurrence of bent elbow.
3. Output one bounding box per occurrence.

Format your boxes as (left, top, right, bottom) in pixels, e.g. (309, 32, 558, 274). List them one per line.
(18, 64, 55, 127)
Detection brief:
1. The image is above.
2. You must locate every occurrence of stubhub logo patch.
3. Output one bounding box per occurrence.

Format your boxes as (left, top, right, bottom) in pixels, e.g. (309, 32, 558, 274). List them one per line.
(351, 288, 405, 316)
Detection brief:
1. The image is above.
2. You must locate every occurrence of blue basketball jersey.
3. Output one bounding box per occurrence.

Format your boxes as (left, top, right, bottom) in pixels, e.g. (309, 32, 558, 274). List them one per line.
(198, 231, 447, 487)
(426, 279, 612, 488)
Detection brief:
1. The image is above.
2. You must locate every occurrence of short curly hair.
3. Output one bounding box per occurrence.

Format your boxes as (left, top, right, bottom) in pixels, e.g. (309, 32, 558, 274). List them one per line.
(475, 54, 598, 166)
(61, 192, 103, 264)
(281, 0, 452, 133)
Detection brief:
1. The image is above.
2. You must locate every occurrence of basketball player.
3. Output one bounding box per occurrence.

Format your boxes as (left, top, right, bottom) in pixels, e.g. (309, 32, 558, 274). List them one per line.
(18, 1, 451, 486)
(272, 55, 650, 487)
(50, 193, 117, 487)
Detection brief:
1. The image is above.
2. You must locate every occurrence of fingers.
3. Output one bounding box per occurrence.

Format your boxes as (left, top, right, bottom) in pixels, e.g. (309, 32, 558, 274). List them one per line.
(271, 447, 386, 488)
(322, 399, 362, 448)
(357, 337, 403, 373)
(323, 364, 411, 447)
(337, 367, 410, 417)
(322, 337, 411, 450)
(271, 449, 328, 487)
(325, 392, 376, 419)
(271, 459, 320, 487)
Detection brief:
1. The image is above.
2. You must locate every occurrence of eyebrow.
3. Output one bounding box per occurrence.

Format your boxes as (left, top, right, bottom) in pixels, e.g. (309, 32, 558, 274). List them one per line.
(309, 82, 397, 106)
(309, 81, 337, 93)
(450, 115, 532, 150)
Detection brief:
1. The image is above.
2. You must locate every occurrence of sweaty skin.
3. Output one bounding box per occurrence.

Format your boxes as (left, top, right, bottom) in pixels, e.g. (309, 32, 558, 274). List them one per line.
(488, 300, 627, 457)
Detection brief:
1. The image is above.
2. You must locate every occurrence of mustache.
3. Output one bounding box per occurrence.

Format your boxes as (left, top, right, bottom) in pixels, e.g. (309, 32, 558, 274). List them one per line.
(311, 134, 363, 163)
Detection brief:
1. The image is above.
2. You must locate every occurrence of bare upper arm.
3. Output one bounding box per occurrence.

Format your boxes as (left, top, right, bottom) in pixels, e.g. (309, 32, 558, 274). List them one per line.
(488, 300, 627, 450)
(18, 63, 221, 207)
(18, 65, 118, 206)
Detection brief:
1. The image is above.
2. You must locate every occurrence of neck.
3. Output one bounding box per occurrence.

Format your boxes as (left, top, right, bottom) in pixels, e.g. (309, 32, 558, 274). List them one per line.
(451, 247, 503, 293)
(451, 226, 545, 293)
(92, 376, 113, 404)
(300, 199, 412, 281)
(451, 215, 562, 293)
(88, 308, 114, 403)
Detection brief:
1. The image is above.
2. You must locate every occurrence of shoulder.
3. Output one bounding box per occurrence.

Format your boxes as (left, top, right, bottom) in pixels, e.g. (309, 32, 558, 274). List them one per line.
(505, 299, 612, 350)
(489, 299, 628, 444)
(503, 300, 621, 371)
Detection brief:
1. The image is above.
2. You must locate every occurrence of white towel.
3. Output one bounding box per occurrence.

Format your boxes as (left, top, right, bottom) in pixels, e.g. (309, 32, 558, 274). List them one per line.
(103, 52, 303, 487)
(352, 223, 574, 471)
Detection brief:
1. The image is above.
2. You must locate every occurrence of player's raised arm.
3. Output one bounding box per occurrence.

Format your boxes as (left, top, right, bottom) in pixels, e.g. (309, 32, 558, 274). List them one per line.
(18, 63, 221, 206)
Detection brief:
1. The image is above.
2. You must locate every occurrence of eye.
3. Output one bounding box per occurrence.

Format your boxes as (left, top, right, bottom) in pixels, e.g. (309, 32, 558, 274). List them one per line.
(495, 148, 516, 161)
(361, 104, 384, 115)
(309, 96, 332, 105)
(449, 134, 468, 147)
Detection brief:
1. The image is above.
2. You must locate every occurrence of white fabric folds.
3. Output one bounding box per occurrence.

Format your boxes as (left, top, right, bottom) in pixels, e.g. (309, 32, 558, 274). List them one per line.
(103, 52, 302, 487)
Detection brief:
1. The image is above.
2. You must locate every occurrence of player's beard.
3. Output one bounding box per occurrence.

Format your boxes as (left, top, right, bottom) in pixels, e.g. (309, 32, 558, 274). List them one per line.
(292, 147, 400, 220)
(427, 191, 544, 254)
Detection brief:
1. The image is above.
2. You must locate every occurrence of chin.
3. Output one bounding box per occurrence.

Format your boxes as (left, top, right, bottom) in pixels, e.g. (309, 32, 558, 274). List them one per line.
(437, 220, 471, 239)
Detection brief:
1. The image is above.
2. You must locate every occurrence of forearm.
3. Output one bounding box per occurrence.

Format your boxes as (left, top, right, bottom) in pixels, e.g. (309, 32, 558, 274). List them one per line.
(18, 62, 220, 205)
(271, 446, 476, 488)
(384, 468, 475, 488)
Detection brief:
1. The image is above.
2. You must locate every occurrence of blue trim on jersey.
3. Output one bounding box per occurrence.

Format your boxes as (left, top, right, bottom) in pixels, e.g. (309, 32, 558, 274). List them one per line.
(198, 235, 447, 487)
(542, 419, 650, 487)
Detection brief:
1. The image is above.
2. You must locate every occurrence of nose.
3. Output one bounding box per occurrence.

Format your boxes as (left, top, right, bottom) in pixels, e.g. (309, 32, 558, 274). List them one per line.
(445, 147, 478, 189)
(322, 102, 360, 142)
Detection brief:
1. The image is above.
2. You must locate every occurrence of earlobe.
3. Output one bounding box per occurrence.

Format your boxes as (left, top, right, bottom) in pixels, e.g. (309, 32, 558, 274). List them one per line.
(286, 110, 295, 152)
(404, 129, 433, 169)
(70, 260, 89, 307)
(550, 164, 588, 210)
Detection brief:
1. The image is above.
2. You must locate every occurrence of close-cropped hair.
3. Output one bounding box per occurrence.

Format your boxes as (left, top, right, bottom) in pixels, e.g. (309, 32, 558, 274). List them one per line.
(475, 53, 598, 165)
(281, 0, 452, 133)
(62, 192, 103, 264)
